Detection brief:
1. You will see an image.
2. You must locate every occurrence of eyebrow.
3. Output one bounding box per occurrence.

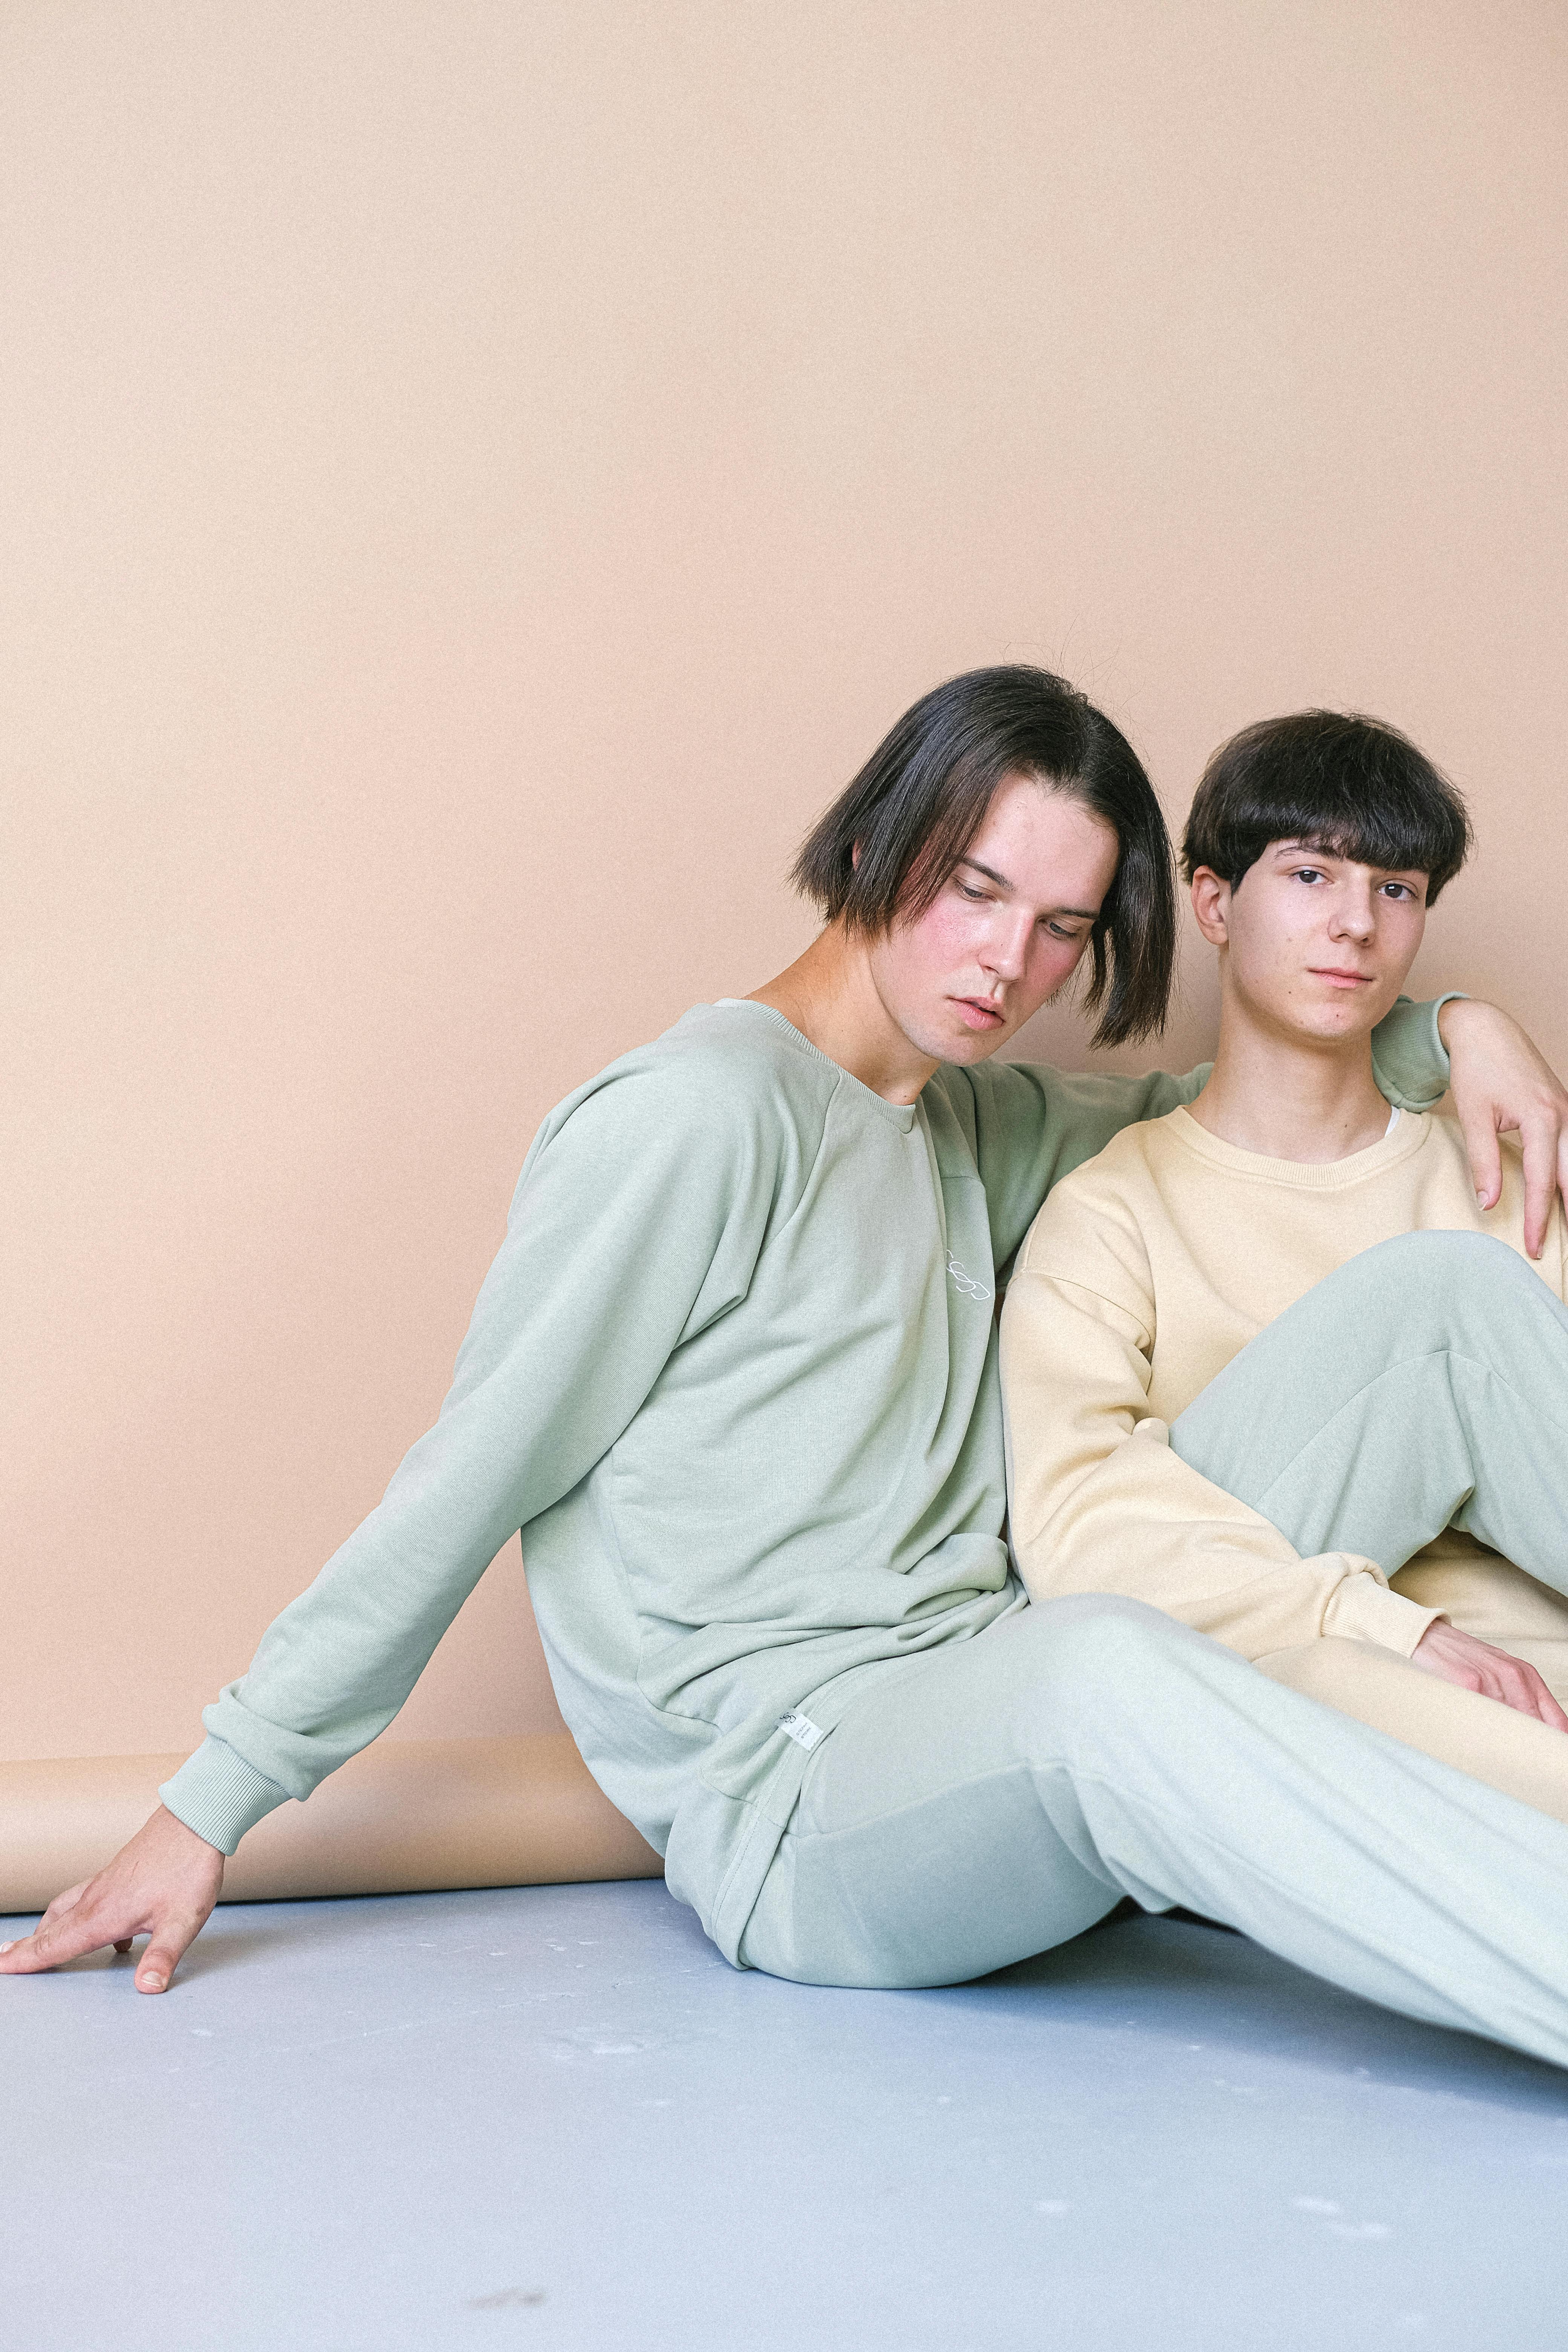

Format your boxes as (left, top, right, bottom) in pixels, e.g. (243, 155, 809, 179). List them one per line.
(1272, 840, 1426, 875)
(957, 856, 1098, 920)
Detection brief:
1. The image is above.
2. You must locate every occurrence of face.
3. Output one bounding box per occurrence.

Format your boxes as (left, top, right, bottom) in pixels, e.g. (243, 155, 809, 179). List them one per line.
(864, 775, 1122, 1066)
(1191, 841, 1429, 1041)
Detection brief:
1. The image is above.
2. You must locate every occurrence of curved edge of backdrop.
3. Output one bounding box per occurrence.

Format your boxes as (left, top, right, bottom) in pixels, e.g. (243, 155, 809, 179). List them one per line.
(0, 1737, 663, 1913)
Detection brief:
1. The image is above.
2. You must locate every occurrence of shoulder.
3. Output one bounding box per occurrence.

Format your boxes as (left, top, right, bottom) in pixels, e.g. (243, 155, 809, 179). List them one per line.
(1426, 1110, 1559, 1218)
(1418, 1118, 1566, 1283)
(1422, 1112, 1525, 1206)
(527, 1001, 834, 1182)
(1009, 1113, 1173, 1308)
(932, 1056, 1061, 1138)
(1020, 1113, 1174, 1238)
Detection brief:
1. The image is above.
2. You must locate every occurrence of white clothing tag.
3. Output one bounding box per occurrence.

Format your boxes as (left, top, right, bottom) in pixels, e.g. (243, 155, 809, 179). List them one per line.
(777, 1710, 826, 1752)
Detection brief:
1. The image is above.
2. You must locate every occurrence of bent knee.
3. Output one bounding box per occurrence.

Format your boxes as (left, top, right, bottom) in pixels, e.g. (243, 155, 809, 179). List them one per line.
(1015, 1594, 1205, 1698)
(1339, 1229, 1545, 1326)
(1354, 1227, 1534, 1287)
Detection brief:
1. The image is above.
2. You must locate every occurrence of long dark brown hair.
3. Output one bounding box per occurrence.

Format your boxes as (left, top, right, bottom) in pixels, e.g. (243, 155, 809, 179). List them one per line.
(792, 664, 1177, 1047)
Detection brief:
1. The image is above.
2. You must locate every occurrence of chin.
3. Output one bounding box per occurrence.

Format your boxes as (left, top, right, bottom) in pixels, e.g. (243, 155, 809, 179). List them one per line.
(1301, 1011, 1379, 1043)
(940, 1021, 1015, 1064)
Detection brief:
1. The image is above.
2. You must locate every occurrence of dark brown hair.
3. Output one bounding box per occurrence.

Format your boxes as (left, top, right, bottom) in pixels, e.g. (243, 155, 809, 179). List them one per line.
(1183, 711, 1472, 903)
(792, 665, 1177, 1047)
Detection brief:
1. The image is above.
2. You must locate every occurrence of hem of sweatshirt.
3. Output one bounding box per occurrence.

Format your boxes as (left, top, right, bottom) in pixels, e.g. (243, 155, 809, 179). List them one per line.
(1321, 1568, 1441, 1658)
(159, 1735, 291, 1856)
(1372, 992, 1465, 1113)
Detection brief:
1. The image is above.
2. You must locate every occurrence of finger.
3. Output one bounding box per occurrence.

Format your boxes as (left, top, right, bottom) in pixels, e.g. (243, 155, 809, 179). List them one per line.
(35, 1880, 89, 1931)
(1501, 1674, 1545, 1726)
(1487, 1657, 1564, 1731)
(1485, 1660, 1534, 1714)
(0, 1901, 129, 1975)
(1525, 1669, 1568, 1735)
(1517, 1114, 1560, 1258)
(135, 1913, 209, 1996)
(1459, 1105, 1504, 1217)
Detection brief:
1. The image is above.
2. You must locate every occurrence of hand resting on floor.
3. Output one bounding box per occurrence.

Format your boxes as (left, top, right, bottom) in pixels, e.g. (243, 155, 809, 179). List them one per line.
(0, 1805, 222, 1991)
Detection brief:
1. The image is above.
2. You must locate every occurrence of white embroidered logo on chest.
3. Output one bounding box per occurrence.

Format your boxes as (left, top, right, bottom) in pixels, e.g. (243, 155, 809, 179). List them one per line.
(947, 1254, 992, 1303)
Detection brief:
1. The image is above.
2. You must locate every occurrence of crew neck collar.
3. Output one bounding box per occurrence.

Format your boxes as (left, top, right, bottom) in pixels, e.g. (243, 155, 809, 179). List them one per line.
(1164, 1101, 1429, 1189)
(714, 999, 921, 1129)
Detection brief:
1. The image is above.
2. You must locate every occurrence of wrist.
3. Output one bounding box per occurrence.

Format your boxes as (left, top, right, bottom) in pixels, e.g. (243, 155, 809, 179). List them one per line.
(153, 1804, 225, 1859)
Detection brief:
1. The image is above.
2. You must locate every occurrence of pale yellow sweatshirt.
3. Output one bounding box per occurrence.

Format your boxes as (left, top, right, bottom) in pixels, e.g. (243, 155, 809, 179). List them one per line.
(1000, 1107, 1568, 1662)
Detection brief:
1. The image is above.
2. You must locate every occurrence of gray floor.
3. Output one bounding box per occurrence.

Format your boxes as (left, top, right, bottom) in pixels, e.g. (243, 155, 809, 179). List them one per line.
(5, 1883, 1567, 2352)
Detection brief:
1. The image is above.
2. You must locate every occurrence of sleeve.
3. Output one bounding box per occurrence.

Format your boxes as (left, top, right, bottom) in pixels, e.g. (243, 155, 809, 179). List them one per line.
(159, 1067, 778, 1853)
(960, 1060, 1211, 1268)
(1370, 993, 1462, 1112)
(999, 1183, 1441, 1663)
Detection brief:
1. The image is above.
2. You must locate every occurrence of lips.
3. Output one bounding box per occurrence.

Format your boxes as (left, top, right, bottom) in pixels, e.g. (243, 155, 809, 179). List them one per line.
(1309, 968, 1375, 986)
(954, 997, 1006, 1029)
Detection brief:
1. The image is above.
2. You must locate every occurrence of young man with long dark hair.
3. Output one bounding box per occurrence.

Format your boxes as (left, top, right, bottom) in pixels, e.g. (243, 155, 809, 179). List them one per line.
(10, 669, 1568, 2064)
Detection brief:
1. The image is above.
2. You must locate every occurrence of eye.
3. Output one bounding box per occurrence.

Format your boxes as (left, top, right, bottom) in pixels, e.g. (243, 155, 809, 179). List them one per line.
(956, 883, 990, 902)
(1291, 866, 1326, 885)
(1380, 881, 1418, 902)
(1044, 920, 1083, 940)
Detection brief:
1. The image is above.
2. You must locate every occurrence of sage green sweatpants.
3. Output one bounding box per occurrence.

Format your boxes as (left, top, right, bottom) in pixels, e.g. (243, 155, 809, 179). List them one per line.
(740, 1232, 1568, 2069)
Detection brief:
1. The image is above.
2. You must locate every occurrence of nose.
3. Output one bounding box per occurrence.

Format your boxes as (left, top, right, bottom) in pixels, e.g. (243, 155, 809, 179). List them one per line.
(979, 908, 1035, 982)
(1329, 884, 1377, 943)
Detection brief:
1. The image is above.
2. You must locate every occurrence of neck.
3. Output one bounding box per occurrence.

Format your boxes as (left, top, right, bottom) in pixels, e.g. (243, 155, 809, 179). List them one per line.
(749, 924, 938, 1104)
(1189, 980, 1394, 1163)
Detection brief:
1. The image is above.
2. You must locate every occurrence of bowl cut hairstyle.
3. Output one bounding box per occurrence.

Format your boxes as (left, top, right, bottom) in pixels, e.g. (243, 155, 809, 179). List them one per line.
(792, 665, 1177, 1047)
(1182, 711, 1472, 905)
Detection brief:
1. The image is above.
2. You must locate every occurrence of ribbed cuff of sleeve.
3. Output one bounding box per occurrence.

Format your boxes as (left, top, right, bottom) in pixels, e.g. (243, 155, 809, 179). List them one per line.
(1370, 991, 1466, 1113)
(158, 1735, 291, 1857)
(1322, 1569, 1441, 1659)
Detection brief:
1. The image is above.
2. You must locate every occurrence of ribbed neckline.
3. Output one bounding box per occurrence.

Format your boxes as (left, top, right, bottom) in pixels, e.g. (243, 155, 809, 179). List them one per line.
(714, 999, 919, 1130)
(1163, 1102, 1430, 1190)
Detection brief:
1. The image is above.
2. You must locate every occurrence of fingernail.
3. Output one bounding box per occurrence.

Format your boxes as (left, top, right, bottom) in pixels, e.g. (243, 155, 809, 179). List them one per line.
(141, 1972, 165, 1991)
(0, 1942, 13, 1955)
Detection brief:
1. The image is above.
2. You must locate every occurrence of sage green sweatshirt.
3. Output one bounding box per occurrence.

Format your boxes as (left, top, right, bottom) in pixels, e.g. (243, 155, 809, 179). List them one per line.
(160, 995, 1452, 1961)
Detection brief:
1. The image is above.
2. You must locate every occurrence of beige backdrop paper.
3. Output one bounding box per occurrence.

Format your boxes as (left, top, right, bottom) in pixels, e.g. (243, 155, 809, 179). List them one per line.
(2, 0, 1565, 1868)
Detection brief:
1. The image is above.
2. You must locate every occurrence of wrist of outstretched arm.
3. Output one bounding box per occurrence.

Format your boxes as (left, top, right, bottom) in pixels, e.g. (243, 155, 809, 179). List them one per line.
(159, 1734, 291, 1857)
(1321, 1567, 1442, 1657)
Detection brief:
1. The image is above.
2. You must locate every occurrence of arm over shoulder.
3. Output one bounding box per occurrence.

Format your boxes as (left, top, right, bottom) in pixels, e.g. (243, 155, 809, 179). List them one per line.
(954, 995, 1453, 1270)
(946, 1058, 1210, 1268)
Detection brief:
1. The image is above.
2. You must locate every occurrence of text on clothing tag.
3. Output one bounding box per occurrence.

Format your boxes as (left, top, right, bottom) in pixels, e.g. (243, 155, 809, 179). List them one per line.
(776, 1710, 826, 1752)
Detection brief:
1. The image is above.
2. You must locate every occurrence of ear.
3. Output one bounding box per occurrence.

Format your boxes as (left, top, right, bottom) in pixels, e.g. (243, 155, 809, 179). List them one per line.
(1189, 867, 1231, 948)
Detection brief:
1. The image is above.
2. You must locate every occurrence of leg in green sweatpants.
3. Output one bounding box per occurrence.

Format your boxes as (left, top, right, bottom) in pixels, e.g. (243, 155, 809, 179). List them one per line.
(1171, 1228, 1568, 1589)
(741, 1231, 1568, 2067)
